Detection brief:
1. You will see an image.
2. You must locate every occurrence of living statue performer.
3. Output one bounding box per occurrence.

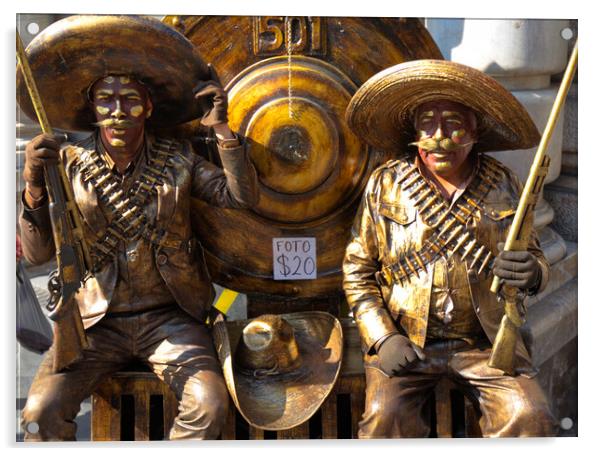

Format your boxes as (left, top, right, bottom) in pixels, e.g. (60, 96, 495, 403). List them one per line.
(17, 15, 258, 440)
(343, 59, 557, 437)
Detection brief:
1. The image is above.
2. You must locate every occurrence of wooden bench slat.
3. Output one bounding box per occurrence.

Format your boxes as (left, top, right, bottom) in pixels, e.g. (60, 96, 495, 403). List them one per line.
(92, 368, 481, 440)
(321, 392, 338, 439)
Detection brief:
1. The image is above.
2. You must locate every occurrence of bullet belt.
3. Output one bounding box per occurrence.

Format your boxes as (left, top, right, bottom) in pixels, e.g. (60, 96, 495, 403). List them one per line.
(375, 156, 504, 287)
(78, 138, 177, 272)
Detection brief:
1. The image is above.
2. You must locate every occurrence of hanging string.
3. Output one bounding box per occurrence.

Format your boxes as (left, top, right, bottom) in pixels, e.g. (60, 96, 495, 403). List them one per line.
(286, 17, 293, 119)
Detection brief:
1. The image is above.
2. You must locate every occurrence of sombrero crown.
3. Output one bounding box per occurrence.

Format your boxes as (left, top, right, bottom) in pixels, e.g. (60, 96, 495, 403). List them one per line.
(16, 15, 210, 132)
(346, 59, 540, 153)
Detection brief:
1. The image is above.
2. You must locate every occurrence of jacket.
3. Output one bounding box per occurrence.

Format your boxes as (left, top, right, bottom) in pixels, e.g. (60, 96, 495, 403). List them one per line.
(19, 133, 259, 328)
(342, 155, 549, 367)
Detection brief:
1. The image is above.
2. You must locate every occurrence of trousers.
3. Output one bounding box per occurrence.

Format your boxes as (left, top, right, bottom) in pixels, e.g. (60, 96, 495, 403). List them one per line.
(21, 306, 229, 441)
(359, 339, 557, 438)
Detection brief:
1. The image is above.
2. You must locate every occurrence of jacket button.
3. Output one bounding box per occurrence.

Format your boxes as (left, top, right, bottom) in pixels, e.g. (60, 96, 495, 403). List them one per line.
(157, 253, 168, 265)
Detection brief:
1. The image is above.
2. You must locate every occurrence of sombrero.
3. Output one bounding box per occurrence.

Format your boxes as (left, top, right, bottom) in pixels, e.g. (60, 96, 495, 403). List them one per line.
(345, 59, 541, 153)
(16, 15, 210, 132)
(212, 312, 343, 431)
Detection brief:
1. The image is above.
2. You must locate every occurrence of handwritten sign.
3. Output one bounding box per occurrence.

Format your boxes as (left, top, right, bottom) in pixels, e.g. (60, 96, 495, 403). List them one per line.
(273, 237, 317, 280)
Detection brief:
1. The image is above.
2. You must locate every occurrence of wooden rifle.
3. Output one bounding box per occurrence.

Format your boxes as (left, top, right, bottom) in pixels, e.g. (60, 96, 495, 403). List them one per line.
(488, 39, 578, 375)
(17, 31, 92, 371)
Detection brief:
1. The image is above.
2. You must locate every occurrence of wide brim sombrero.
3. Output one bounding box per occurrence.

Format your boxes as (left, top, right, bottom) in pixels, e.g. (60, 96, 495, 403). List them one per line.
(212, 311, 343, 431)
(16, 15, 210, 132)
(345, 59, 541, 153)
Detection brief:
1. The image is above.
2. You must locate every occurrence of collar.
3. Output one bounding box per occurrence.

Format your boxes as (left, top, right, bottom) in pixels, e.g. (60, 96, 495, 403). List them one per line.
(96, 132, 148, 176)
(414, 153, 479, 204)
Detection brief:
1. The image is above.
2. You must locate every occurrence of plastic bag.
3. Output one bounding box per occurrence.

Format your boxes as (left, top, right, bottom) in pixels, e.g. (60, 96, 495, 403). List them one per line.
(16, 260, 53, 354)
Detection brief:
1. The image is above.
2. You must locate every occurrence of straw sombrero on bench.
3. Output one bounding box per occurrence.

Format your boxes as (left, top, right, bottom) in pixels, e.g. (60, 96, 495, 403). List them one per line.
(345, 59, 540, 154)
(16, 15, 210, 132)
(213, 311, 343, 431)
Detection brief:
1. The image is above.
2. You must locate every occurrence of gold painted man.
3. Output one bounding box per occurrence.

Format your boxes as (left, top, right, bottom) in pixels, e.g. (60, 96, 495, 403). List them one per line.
(18, 16, 258, 440)
(343, 60, 557, 437)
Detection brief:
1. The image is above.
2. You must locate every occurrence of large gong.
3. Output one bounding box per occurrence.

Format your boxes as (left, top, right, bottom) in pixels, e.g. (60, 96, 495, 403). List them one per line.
(164, 16, 442, 299)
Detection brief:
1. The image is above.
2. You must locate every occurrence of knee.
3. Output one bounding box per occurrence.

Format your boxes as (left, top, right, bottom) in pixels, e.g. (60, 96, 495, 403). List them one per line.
(21, 392, 74, 440)
(358, 395, 403, 438)
(514, 399, 558, 436)
(485, 392, 558, 437)
(175, 375, 229, 438)
(22, 393, 58, 427)
(359, 389, 431, 439)
(197, 386, 229, 425)
(364, 395, 399, 422)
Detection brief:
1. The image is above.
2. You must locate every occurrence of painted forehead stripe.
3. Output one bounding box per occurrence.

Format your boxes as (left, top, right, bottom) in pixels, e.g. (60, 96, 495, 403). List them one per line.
(418, 111, 435, 118)
(119, 88, 142, 96)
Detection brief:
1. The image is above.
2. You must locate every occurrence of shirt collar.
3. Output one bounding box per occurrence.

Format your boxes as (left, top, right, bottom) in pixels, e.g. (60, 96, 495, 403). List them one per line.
(414, 153, 479, 204)
(96, 132, 147, 176)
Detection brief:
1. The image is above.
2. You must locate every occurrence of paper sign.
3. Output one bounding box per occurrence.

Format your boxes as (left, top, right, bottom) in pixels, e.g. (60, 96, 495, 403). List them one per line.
(272, 237, 317, 280)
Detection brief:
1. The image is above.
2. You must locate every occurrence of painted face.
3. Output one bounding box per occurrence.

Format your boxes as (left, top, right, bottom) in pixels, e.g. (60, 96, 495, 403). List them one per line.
(412, 100, 477, 178)
(90, 75, 152, 149)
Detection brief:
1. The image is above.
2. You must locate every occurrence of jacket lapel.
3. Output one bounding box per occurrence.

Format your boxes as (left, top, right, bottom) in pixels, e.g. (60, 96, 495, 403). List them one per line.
(68, 140, 108, 237)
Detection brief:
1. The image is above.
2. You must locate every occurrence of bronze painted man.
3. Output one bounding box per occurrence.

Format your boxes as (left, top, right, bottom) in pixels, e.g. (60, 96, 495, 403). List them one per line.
(17, 16, 258, 440)
(343, 60, 557, 437)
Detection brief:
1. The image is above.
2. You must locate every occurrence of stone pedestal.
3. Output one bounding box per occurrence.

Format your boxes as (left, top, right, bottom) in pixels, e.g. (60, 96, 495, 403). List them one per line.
(545, 83, 578, 243)
(428, 19, 569, 90)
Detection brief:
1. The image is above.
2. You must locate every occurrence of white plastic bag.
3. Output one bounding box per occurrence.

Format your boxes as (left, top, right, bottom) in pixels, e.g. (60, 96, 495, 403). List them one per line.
(16, 260, 52, 353)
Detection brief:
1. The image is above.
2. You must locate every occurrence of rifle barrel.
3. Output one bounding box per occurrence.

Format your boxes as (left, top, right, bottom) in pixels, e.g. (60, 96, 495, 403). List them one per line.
(491, 39, 578, 294)
(16, 31, 52, 135)
(16, 29, 93, 273)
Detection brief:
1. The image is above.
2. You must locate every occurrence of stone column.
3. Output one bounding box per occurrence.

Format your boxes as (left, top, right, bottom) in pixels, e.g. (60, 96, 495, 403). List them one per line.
(425, 18, 570, 265)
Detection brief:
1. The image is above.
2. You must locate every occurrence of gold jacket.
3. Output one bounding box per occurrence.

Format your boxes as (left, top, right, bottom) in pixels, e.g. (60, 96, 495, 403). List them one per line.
(19, 133, 259, 328)
(342, 155, 549, 366)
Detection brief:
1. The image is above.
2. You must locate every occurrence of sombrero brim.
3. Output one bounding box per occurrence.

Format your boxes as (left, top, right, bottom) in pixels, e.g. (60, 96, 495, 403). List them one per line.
(213, 311, 343, 431)
(16, 15, 210, 132)
(345, 59, 541, 153)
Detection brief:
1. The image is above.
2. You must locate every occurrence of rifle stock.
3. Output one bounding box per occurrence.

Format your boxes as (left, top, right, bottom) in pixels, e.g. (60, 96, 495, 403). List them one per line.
(51, 297, 87, 372)
(489, 286, 525, 375)
(489, 316, 518, 374)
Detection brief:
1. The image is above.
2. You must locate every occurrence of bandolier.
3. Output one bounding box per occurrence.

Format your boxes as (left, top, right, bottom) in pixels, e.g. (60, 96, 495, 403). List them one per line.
(375, 154, 505, 288)
(76, 138, 179, 272)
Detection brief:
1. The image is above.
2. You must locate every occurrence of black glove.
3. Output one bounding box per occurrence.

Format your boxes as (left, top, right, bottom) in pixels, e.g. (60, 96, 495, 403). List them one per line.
(493, 242, 542, 291)
(23, 133, 64, 188)
(377, 333, 425, 376)
(194, 64, 228, 127)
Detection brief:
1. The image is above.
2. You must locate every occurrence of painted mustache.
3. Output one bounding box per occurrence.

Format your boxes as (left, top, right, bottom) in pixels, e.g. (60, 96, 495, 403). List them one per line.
(93, 119, 136, 129)
(409, 137, 474, 153)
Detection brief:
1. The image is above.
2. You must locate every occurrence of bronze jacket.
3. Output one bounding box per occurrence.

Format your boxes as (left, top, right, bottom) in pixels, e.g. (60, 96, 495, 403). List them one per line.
(19, 133, 259, 328)
(342, 155, 549, 367)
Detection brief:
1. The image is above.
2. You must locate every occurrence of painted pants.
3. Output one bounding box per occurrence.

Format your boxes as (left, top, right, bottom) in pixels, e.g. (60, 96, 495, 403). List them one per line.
(21, 306, 229, 441)
(359, 339, 557, 438)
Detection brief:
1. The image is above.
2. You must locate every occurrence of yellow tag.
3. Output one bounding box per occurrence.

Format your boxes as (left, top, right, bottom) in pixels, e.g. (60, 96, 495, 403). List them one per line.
(213, 288, 239, 315)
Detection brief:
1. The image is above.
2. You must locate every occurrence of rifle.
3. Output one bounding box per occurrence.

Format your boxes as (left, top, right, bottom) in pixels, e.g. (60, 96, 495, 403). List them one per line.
(17, 31, 93, 372)
(488, 40, 578, 375)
